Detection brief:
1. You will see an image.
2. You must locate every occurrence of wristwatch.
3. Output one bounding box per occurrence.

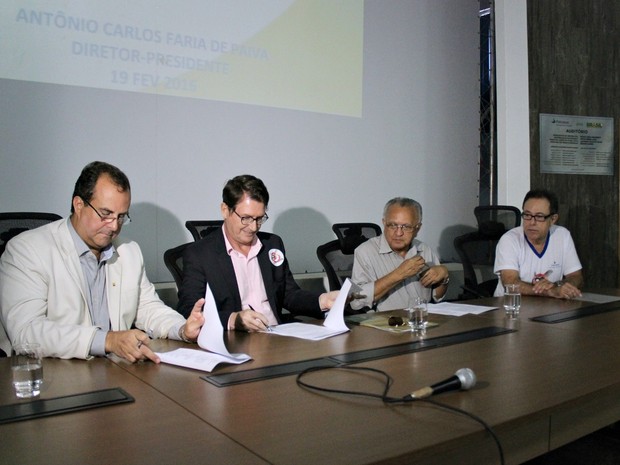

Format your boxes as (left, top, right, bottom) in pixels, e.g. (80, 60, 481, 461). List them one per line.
(178, 324, 193, 343)
(555, 280, 564, 287)
(441, 277, 450, 286)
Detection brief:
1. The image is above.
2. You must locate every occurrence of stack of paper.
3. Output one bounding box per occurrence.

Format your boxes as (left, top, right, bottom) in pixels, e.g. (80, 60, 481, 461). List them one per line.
(156, 285, 252, 372)
(266, 279, 353, 340)
(428, 302, 497, 316)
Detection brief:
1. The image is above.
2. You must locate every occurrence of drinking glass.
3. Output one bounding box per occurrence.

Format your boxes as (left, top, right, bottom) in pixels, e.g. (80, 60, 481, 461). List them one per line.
(11, 343, 43, 398)
(503, 283, 521, 318)
(406, 297, 428, 331)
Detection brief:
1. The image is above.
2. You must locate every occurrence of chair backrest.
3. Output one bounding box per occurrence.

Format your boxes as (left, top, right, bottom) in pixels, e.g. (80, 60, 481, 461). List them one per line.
(0, 212, 62, 257)
(331, 222, 382, 254)
(316, 240, 353, 291)
(164, 242, 192, 289)
(453, 231, 502, 299)
(474, 205, 521, 233)
(317, 223, 381, 290)
(185, 220, 223, 241)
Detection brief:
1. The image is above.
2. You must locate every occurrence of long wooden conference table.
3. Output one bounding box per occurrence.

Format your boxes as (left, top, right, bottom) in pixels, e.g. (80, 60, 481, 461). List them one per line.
(2, 293, 620, 465)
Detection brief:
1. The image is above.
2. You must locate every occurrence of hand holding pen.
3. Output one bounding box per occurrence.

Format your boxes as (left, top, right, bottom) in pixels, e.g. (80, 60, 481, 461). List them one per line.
(248, 305, 273, 332)
(136, 328, 154, 348)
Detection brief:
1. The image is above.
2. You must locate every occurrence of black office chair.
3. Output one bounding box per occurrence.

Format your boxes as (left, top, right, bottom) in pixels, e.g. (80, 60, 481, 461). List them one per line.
(185, 220, 223, 241)
(474, 205, 521, 232)
(164, 242, 192, 290)
(316, 240, 352, 291)
(316, 240, 369, 315)
(331, 223, 382, 254)
(452, 206, 520, 300)
(454, 219, 510, 300)
(316, 222, 382, 291)
(0, 212, 62, 257)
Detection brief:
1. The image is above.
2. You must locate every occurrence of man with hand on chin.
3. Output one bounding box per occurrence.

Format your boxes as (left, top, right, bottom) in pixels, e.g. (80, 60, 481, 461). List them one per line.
(0, 161, 204, 362)
(350, 197, 450, 312)
(177, 174, 338, 331)
(493, 189, 583, 299)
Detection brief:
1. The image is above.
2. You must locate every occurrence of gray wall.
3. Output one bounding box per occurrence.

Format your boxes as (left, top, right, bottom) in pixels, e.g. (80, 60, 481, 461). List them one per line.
(0, 1, 481, 282)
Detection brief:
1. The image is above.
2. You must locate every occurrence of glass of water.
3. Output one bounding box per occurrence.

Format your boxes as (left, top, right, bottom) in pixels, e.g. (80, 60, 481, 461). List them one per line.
(11, 343, 43, 398)
(503, 283, 521, 318)
(406, 297, 428, 332)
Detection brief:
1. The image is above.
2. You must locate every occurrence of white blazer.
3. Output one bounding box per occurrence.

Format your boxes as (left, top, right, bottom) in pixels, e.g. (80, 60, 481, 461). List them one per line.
(0, 219, 185, 359)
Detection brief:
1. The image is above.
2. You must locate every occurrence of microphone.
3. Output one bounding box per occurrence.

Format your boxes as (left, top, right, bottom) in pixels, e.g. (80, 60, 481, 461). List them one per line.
(408, 368, 477, 399)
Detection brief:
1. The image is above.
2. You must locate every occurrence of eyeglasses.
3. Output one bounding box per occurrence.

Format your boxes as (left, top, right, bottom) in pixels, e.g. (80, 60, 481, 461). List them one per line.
(521, 212, 553, 223)
(232, 209, 269, 226)
(385, 223, 420, 233)
(83, 198, 131, 225)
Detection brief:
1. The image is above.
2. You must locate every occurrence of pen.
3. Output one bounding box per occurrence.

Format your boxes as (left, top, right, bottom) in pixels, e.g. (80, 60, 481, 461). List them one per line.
(137, 329, 153, 349)
(248, 305, 272, 332)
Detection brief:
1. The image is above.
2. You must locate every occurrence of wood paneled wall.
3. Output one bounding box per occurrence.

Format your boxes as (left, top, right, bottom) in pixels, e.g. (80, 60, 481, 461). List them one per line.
(527, 0, 620, 287)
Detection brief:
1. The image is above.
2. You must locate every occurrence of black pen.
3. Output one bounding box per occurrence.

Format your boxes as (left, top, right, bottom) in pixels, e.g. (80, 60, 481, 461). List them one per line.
(248, 305, 272, 332)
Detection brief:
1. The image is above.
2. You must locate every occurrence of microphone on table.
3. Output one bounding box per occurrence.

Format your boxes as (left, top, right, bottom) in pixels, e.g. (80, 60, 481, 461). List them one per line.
(407, 368, 477, 400)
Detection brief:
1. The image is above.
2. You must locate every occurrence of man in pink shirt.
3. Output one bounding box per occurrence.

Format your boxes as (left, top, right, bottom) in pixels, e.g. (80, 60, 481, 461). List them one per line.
(177, 174, 338, 331)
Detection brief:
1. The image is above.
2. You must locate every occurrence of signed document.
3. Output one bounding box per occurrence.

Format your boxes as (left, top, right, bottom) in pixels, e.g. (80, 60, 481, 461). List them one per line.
(268, 279, 354, 340)
(156, 285, 252, 372)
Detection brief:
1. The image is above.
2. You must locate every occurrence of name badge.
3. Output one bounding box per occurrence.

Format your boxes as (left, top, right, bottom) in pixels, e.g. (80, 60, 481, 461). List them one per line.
(269, 249, 284, 267)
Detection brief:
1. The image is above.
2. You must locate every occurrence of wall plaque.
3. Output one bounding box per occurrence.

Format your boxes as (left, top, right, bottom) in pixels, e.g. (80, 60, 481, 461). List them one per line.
(540, 113, 614, 175)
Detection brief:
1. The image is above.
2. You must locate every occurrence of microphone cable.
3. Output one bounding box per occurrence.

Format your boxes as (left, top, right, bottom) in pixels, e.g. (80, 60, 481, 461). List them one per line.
(296, 365, 505, 465)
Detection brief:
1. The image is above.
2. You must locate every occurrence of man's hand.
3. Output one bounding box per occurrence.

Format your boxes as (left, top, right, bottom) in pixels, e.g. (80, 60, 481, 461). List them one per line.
(182, 298, 205, 341)
(395, 255, 428, 281)
(373, 256, 434, 303)
(533, 279, 582, 299)
(419, 265, 449, 288)
(234, 309, 270, 332)
(105, 329, 159, 364)
(319, 291, 339, 310)
(501, 269, 583, 300)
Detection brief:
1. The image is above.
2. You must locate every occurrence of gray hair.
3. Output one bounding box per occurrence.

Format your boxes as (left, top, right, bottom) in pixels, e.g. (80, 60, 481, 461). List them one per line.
(383, 197, 423, 221)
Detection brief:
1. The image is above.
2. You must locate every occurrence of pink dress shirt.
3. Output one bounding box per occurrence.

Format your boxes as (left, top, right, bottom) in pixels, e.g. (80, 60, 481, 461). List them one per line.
(224, 230, 278, 329)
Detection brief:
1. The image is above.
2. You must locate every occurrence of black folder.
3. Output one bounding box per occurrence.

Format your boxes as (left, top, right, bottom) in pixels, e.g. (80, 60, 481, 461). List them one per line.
(0, 387, 134, 424)
(530, 300, 620, 323)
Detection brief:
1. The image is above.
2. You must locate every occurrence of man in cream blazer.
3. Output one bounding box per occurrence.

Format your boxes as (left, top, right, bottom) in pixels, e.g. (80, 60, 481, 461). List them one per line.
(0, 161, 204, 361)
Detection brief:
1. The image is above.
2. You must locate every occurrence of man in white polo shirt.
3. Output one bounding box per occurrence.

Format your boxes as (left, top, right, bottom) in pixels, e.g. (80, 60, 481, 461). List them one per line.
(494, 189, 583, 299)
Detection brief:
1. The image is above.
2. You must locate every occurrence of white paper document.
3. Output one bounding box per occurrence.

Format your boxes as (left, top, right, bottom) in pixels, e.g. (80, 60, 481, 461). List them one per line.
(268, 279, 354, 340)
(156, 285, 252, 372)
(428, 302, 497, 316)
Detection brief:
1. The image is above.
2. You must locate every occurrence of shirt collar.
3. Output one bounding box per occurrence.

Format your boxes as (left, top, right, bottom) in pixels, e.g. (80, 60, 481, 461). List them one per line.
(223, 226, 262, 259)
(378, 234, 420, 255)
(524, 225, 553, 259)
(67, 218, 115, 262)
